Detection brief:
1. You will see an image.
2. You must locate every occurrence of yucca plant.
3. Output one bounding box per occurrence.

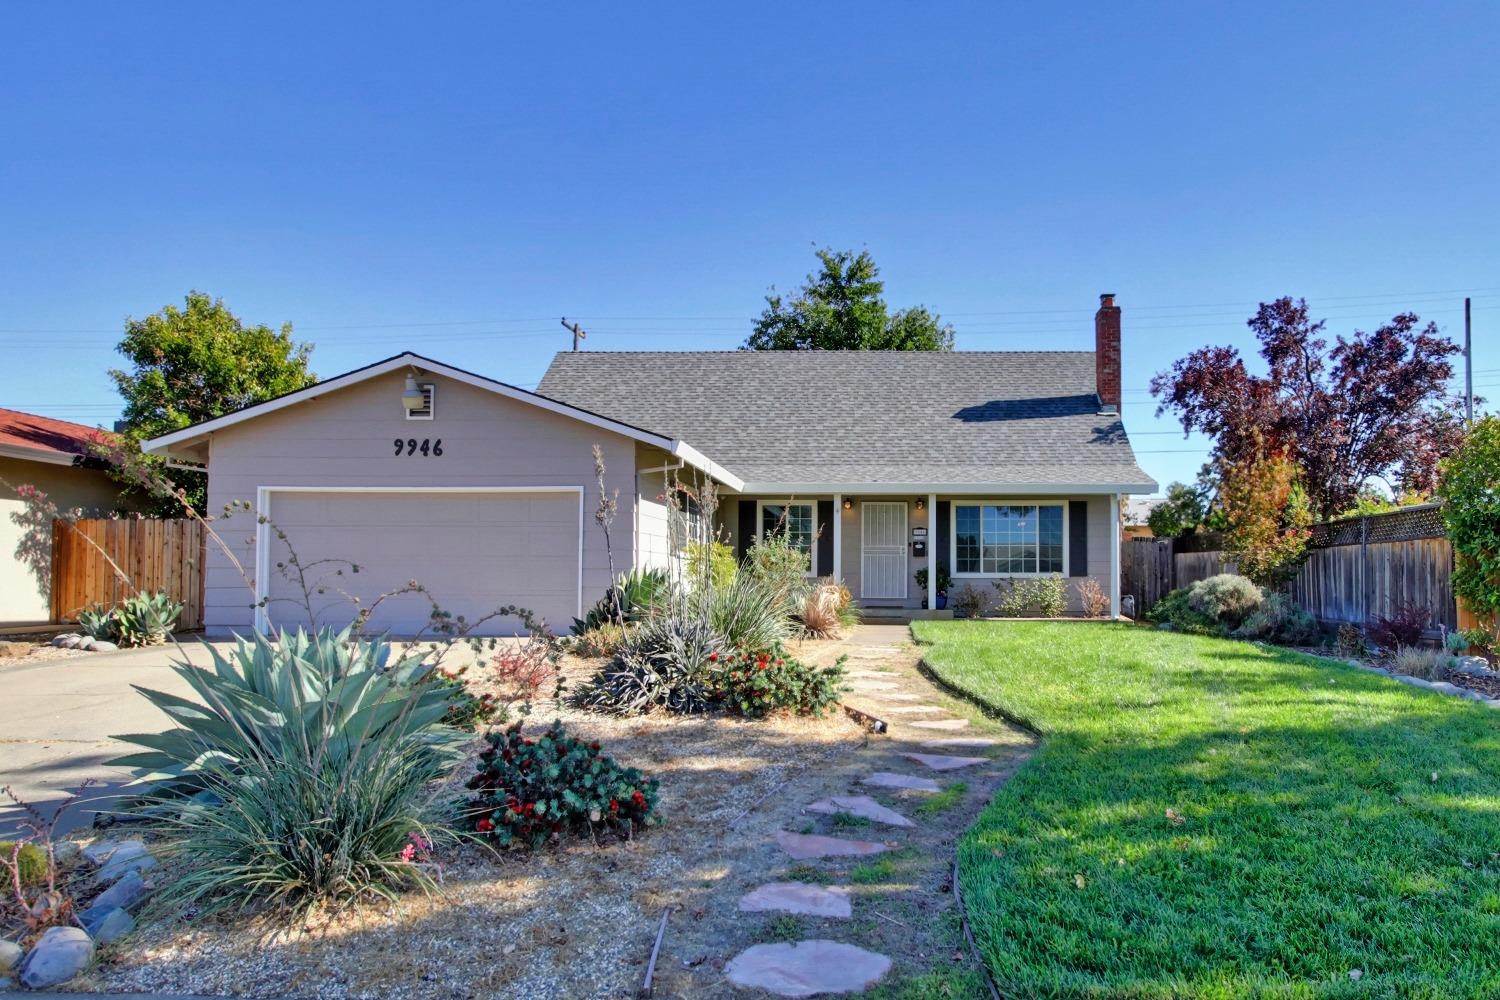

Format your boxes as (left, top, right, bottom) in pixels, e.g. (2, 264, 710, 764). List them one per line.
(709, 573, 794, 650)
(109, 627, 471, 914)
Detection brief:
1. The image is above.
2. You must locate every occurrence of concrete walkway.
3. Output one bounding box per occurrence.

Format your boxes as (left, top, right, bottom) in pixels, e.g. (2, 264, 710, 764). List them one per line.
(0, 641, 230, 837)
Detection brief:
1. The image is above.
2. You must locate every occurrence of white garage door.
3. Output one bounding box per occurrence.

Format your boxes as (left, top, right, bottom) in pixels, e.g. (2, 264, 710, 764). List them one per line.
(263, 489, 580, 637)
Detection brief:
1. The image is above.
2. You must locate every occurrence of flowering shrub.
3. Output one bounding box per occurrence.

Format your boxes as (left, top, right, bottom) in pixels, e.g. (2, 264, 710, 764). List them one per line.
(492, 641, 555, 701)
(710, 646, 847, 719)
(435, 667, 501, 731)
(465, 722, 658, 848)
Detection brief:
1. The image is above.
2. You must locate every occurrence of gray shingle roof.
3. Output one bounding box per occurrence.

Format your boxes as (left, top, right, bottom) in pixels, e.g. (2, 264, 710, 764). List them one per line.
(537, 351, 1156, 492)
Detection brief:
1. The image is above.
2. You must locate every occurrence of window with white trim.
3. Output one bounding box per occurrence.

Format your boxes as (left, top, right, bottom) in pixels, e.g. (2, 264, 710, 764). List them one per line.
(953, 503, 1064, 575)
(758, 501, 816, 575)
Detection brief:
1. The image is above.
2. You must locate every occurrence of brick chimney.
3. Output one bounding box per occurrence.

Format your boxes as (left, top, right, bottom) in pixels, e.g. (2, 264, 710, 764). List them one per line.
(1095, 293, 1121, 413)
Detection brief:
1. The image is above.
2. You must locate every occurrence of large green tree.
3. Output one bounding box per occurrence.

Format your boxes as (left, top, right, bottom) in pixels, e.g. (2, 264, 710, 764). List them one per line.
(108, 292, 316, 513)
(743, 249, 954, 351)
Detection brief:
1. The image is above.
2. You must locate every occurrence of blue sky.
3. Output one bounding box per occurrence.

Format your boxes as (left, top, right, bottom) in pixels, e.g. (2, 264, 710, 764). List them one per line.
(2, 2, 1495, 494)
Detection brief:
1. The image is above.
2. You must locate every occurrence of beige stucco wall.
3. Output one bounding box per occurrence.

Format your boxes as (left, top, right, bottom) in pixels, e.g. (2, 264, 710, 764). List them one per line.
(0, 456, 126, 624)
(724, 493, 1116, 614)
(200, 371, 638, 636)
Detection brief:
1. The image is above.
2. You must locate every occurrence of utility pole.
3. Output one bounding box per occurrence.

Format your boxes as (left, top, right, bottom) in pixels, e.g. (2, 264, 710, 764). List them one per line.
(561, 317, 587, 352)
(1465, 297, 1473, 426)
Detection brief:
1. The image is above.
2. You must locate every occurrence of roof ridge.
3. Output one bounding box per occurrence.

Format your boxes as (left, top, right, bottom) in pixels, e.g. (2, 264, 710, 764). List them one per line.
(547, 349, 1096, 356)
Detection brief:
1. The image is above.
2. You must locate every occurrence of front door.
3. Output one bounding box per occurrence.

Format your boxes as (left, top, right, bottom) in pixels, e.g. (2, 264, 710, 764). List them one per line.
(861, 501, 908, 600)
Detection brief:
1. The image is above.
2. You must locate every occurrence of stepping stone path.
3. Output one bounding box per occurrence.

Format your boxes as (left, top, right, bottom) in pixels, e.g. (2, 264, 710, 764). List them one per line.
(883, 704, 944, 714)
(862, 771, 941, 793)
(726, 940, 892, 997)
(920, 736, 1003, 749)
(868, 691, 925, 701)
(739, 883, 852, 918)
(776, 830, 890, 861)
(846, 670, 898, 679)
(806, 794, 914, 828)
(849, 681, 899, 691)
(909, 717, 969, 730)
(900, 752, 989, 771)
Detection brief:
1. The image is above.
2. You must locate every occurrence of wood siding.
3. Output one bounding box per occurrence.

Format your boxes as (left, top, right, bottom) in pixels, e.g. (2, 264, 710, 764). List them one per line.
(51, 517, 204, 629)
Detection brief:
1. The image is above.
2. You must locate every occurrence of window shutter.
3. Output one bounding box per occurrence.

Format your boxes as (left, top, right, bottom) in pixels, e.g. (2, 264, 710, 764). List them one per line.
(737, 499, 756, 562)
(936, 501, 951, 581)
(1068, 500, 1089, 577)
(816, 500, 834, 578)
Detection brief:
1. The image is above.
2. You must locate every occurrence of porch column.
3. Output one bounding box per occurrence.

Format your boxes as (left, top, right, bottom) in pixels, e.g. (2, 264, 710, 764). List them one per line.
(832, 493, 842, 583)
(1109, 493, 1122, 618)
(927, 493, 938, 611)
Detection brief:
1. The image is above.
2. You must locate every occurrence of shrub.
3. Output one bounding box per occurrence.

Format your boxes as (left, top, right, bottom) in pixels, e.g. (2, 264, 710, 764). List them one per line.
(1186, 574, 1264, 628)
(435, 667, 502, 731)
(1368, 601, 1431, 650)
(711, 646, 847, 719)
(1335, 622, 1367, 658)
(914, 566, 953, 597)
(492, 640, 556, 702)
(1075, 578, 1111, 618)
(1147, 588, 1221, 634)
(1390, 645, 1454, 681)
(571, 568, 672, 634)
(112, 591, 184, 646)
(951, 584, 989, 619)
(1441, 415, 1500, 649)
(710, 573, 795, 650)
(1459, 627, 1496, 656)
(0, 841, 47, 886)
(1444, 628, 1472, 655)
(798, 581, 845, 639)
(576, 614, 724, 715)
(465, 722, 658, 849)
(994, 576, 1068, 617)
(687, 540, 737, 592)
(744, 533, 812, 609)
(570, 622, 631, 658)
(1233, 592, 1320, 645)
(109, 627, 471, 914)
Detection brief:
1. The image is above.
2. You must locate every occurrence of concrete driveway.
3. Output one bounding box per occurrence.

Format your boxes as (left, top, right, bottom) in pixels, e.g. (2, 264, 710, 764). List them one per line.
(0, 640, 234, 837)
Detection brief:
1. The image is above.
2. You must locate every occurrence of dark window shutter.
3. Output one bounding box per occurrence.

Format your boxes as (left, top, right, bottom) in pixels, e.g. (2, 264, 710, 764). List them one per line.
(816, 500, 834, 578)
(737, 499, 756, 562)
(1068, 500, 1089, 577)
(936, 501, 951, 583)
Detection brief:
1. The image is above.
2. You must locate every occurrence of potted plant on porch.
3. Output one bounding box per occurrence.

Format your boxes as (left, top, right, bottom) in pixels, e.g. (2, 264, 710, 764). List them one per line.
(914, 567, 952, 610)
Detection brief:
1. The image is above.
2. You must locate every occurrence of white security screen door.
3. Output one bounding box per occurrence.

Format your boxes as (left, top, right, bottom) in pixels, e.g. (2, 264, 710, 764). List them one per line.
(861, 501, 908, 599)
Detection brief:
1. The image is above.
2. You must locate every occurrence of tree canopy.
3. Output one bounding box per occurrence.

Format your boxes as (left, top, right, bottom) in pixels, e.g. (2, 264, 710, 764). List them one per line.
(1440, 415, 1500, 645)
(1146, 481, 1207, 539)
(1151, 297, 1465, 521)
(743, 249, 954, 351)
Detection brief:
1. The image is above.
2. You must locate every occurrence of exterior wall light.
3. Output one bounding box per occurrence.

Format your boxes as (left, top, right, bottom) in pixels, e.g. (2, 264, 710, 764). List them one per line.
(914, 497, 927, 511)
(401, 374, 426, 411)
(842, 497, 853, 510)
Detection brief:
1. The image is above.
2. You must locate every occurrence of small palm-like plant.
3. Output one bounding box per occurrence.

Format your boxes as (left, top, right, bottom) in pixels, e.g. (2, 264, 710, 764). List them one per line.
(109, 627, 471, 914)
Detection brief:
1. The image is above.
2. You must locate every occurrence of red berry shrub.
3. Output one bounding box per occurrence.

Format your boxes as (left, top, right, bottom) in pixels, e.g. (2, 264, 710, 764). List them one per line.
(465, 722, 658, 848)
(710, 645, 847, 719)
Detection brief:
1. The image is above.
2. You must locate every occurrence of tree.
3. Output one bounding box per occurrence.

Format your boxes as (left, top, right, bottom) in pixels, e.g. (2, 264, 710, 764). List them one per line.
(108, 292, 316, 512)
(744, 249, 954, 351)
(1440, 416, 1500, 646)
(1151, 297, 1466, 521)
(1216, 443, 1313, 587)
(1146, 481, 1207, 539)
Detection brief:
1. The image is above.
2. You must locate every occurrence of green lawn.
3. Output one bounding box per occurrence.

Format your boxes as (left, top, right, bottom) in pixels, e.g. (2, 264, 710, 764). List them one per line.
(912, 620, 1500, 1000)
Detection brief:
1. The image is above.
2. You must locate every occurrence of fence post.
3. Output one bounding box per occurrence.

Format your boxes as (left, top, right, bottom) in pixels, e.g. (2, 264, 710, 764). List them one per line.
(1360, 515, 1369, 625)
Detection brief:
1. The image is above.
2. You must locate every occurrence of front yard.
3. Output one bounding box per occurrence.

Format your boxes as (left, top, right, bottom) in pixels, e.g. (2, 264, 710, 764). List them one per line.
(913, 620, 1500, 999)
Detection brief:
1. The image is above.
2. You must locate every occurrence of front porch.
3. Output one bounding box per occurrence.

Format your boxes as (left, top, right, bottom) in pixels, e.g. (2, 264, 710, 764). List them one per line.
(719, 491, 1124, 617)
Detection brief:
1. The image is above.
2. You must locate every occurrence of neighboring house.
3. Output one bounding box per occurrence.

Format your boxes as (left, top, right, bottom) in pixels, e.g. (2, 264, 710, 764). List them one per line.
(144, 295, 1156, 636)
(0, 409, 118, 625)
(1123, 496, 1164, 539)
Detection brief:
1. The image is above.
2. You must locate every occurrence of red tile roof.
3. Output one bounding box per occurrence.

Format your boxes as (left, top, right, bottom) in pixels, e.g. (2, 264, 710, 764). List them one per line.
(0, 407, 106, 459)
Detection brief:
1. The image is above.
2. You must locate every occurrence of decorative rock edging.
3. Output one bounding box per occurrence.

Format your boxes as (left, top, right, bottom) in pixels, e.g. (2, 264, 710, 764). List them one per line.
(49, 634, 120, 652)
(1344, 659, 1500, 707)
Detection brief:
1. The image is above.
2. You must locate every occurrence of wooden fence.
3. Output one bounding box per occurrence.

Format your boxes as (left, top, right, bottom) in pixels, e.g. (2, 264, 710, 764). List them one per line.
(1122, 504, 1482, 635)
(51, 518, 205, 630)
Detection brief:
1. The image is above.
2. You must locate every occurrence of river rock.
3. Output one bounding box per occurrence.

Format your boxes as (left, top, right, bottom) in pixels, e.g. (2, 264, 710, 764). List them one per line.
(0, 939, 21, 971)
(18, 925, 93, 988)
(81, 905, 134, 944)
(91, 870, 147, 912)
(82, 838, 145, 867)
(1452, 656, 1494, 678)
(89, 640, 120, 652)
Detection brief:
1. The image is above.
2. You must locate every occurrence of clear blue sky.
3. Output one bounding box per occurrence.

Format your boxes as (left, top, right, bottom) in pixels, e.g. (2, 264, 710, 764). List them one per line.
(2, 2, 1496, 494)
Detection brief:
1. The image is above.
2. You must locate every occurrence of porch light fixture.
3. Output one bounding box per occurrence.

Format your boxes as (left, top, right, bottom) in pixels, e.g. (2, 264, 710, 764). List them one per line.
(401, 373, 426, 411)
(914, 497, 926, 511)
(842, 497, 853, 510)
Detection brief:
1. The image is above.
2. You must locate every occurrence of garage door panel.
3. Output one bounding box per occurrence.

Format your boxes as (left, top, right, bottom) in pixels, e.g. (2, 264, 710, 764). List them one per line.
(265, 491, 579, 636)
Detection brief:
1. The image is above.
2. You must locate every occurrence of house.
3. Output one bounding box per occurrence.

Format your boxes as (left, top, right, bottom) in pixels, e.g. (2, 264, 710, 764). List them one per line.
(143, 294, 1156, 636)
(0, 409, 120, 625)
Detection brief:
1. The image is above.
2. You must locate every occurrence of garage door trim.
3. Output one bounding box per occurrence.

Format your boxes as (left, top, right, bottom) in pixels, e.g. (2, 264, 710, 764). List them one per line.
(253, 485, 585, 635)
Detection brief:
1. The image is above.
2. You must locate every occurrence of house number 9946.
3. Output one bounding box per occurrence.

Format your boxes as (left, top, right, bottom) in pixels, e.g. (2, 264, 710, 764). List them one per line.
(394, 438, 443, 457)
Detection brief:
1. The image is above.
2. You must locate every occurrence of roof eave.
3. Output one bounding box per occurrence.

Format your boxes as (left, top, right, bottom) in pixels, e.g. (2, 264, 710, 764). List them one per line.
(734, 479, 1160, 495)
(0, 442, 84, 467)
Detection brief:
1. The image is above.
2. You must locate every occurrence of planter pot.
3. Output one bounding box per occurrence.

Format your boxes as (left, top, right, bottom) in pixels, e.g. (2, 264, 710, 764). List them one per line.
(921, 598, 929, 610)
(936, 594, 948, 610)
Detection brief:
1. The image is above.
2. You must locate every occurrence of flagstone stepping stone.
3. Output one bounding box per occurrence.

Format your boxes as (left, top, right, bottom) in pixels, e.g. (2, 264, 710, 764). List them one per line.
(726, 939, 892, 997)
(739, 882, 852, 918)
(900, 752, 989, 771)
(846, 670, 898, 679)
(849, 681, 899, 691)
(920, 736, 1003, 749)
(869, 692, 924, 701)
(806, 794, 914, 828)
(862, 771, 941, 793)
(776, 830, 889, 861)
(882, 704, 943, 714)
(908, 718, 969, 730)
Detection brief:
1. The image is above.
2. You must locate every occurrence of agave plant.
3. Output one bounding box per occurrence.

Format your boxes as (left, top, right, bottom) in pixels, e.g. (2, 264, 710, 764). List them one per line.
(112, 591, 184, 646)
(577, 614, 724, 715)
(108, 627, 471, 914)
(571, 567, 672, 634)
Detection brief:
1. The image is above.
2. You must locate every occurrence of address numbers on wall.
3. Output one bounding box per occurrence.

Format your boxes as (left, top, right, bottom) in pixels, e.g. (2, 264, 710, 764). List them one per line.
(394, 438, 443, 457)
